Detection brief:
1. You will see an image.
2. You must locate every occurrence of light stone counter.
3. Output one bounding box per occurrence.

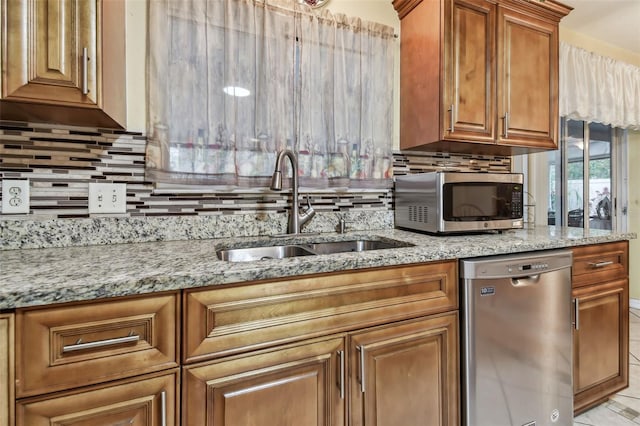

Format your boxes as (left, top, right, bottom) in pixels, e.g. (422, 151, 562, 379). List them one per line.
(0, 226, 635, 310)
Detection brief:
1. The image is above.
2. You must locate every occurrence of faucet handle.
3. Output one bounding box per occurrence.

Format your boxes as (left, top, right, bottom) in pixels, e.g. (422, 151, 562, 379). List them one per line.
(299, 194, 316, 227)
(338, 218, 353, 234)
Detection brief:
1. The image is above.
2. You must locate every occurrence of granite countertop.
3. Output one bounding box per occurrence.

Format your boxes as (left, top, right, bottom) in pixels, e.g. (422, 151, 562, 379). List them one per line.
(0, 226, 635, 310)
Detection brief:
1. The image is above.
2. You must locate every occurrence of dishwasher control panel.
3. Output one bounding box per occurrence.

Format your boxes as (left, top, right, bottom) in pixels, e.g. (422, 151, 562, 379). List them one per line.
(460, 250, 573, 280)
(508, 262, 549, 273)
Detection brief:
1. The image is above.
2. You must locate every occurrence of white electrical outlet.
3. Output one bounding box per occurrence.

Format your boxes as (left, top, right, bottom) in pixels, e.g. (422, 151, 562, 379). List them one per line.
(88, 183, 127, 214)
(2, 179, 30, 214)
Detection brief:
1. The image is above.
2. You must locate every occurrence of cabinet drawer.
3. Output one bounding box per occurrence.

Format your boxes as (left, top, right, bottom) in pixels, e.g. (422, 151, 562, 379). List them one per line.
(16, 293, 179, 398)
(183, 261, 457, 363)
(16, 370, 178, 426)
(572, 241, 628, 288)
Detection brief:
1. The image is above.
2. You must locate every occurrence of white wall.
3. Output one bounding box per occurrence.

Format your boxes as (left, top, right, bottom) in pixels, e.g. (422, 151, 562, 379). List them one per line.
(627, 130, 640, 298)
(124, 0, 148, 132)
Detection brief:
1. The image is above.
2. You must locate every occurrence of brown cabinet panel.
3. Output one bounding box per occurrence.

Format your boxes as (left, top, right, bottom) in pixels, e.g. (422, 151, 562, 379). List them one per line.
(16, 293, 180, 398)
(1, 0, 126, 128)
(4, 0, 97, 105)
(349, 313, 459, 426)
(393, 0, 570, 155)
(572, 241, 629, 288)
(497, 5, 557, 149)
(183, 261, 457, 363)
(16, 370, 178, 426)
(445, 0, 496, 143)
(573, 278, 629, 413)
(0, 314, 14, 426)
(183, 337, 345, 426)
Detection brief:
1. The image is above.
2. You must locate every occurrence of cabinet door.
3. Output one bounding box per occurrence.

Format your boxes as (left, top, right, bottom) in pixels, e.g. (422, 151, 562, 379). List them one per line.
(16, 370, 178, 426)
(0, 314, 14, 426)
(183, 337, 345, 426)
(496, 6, 558, 149)
(3, 0, 98, 105)
(573, 279, 629, 413)
(444, 0, 495, 144)
(349, 313, 459, 426)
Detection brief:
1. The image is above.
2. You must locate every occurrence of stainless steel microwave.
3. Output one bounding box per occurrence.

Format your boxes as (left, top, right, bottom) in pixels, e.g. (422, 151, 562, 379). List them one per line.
(395, 172, 524, 234)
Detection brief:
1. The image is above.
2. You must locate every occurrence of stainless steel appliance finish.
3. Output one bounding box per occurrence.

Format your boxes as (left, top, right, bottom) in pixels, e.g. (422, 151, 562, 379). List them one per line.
(460, 250, 574, 426)
(395, 171, 524, 234)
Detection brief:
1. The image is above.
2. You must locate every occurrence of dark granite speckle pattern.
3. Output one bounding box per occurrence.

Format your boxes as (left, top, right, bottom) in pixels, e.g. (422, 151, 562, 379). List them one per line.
(0, 226, 635, 310)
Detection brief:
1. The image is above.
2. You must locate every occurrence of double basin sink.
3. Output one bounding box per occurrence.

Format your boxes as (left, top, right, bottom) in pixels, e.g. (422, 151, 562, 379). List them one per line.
(216, 237, 414, 262)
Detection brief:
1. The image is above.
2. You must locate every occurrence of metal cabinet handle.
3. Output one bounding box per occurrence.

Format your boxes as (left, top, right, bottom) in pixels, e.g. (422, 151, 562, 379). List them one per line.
(62, 333, 140, 353)
(448, 104, 454, 132)
(337, 350, 345, 399)
(502, 112, 509, 138)
(574, 298, 580, 331)
(161, 390, 167, 426)
(588, 260, 614, 268)
(82, 47, 90, 95)
(357, 345, 365, 393)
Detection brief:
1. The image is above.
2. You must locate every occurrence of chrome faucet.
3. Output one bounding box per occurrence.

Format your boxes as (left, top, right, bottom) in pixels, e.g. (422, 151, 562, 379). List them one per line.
(270, 149, 316, 234)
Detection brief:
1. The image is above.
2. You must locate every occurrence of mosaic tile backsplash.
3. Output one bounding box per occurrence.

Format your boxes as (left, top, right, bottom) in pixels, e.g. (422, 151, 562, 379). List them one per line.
(0, 121, 511, 248)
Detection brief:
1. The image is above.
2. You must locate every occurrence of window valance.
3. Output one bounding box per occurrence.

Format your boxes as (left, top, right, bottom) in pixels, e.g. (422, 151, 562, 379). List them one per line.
(560, 42, 640, 130)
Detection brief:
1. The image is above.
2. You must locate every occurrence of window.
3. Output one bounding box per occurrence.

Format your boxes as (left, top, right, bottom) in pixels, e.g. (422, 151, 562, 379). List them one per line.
(546, 118, 628, 231)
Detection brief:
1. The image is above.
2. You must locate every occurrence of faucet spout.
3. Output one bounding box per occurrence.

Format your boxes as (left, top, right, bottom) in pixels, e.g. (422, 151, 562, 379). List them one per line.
(270, 149, 315, 234)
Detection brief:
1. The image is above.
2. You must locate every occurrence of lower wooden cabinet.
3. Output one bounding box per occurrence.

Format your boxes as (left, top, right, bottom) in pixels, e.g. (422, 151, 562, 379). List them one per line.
(0, 314, 14, 426)
(572, 241, 630, 414)
(15, 370, 179, 426)
(349, 313, 459, 426)
(573, 279, 629, 413)
(183, 337, 345, 426)
(182, 312, 459, 426)
(15, 293, 180, 398)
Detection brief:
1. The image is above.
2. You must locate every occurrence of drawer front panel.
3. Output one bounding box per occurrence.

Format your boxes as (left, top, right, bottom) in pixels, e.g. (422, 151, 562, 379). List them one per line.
(572, 241, 628, 288)
(16, 293, 179, 398)
(16, 370, 178, 426)
(183, 261, 457, 363)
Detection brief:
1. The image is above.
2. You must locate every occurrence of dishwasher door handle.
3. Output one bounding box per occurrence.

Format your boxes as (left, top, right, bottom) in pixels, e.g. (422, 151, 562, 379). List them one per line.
(511, 275, 541, 286)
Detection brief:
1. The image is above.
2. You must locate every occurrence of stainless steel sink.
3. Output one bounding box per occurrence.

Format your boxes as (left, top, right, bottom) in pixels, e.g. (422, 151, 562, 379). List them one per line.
(305, 239, 411, 254)
(216, 245, 316, 262)
(216, 238, 414, 262)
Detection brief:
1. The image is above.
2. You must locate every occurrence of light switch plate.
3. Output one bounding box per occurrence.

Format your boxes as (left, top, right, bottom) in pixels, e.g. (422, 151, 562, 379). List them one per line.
(2, 179, 30, 214)
(88, 183, 127, 214)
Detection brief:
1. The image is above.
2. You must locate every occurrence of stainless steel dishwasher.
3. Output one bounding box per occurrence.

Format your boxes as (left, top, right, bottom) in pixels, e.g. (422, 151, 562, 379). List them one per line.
(460, 250, 574, 426)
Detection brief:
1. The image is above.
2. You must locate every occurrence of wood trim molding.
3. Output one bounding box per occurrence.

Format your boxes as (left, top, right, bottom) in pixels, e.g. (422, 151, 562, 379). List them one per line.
(0, 314, 15, 426)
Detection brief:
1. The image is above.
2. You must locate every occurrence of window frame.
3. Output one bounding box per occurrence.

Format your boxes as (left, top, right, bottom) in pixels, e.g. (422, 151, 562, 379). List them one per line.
(541, 118, 628, 232)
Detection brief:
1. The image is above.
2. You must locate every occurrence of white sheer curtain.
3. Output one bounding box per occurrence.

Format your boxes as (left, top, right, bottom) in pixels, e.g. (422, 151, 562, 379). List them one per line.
(146, 0, 395, 188)
(560, 42, 640, 130)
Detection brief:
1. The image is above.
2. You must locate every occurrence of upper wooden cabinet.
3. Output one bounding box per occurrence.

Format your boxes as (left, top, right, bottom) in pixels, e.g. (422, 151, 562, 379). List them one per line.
(393, 0, 571, 155)
(0, 0, 126, 128)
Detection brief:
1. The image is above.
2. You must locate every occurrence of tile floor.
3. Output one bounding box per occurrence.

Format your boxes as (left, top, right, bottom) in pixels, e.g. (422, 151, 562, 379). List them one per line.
(574, 308, 640, 425)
